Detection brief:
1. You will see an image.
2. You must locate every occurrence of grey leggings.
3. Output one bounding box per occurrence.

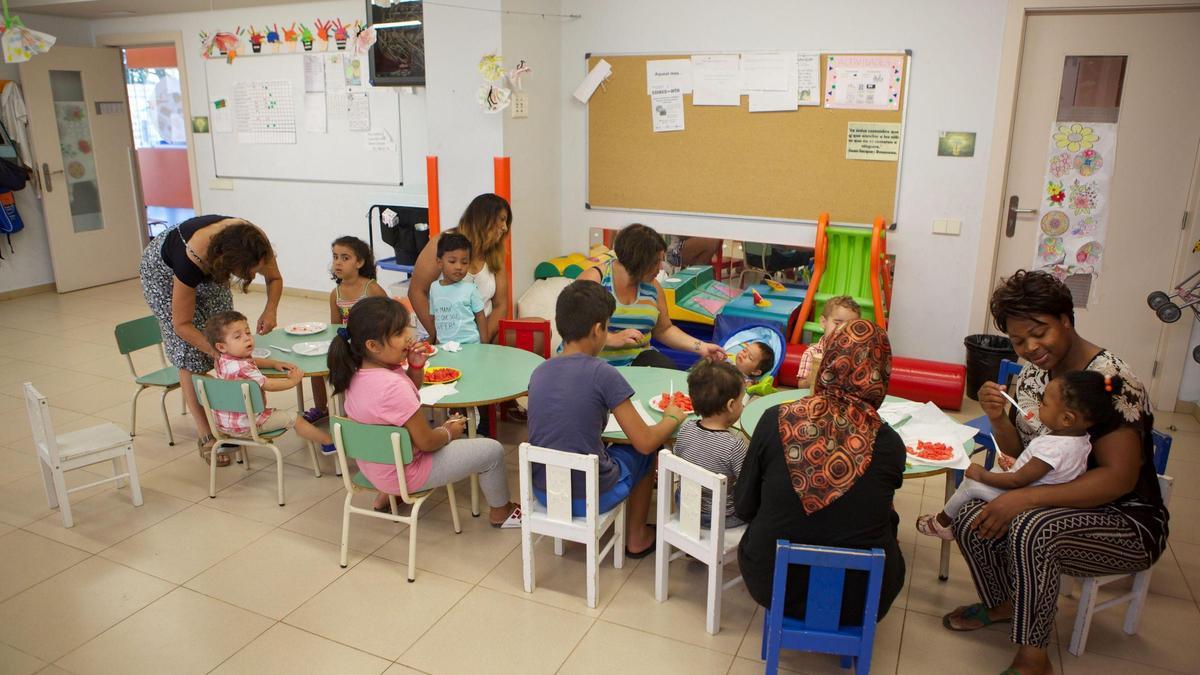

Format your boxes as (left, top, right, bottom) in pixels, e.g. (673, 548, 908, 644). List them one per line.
(413, 437, 510, 508)
(942, 478, 1007, 518)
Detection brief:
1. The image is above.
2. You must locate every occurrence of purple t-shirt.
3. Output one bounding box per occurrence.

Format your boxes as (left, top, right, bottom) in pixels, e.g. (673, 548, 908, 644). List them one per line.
(527, 352, 635, 492)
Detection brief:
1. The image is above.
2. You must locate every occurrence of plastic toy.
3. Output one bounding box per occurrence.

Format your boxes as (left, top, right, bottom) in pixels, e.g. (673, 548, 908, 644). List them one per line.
(1148, 253, 1200, 364)
(751, 288, 771, 307)
(790, 213, 891, 344)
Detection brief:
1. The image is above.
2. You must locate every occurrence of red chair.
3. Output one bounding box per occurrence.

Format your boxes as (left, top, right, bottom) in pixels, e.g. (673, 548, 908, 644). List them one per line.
(488, 319, 552, 433)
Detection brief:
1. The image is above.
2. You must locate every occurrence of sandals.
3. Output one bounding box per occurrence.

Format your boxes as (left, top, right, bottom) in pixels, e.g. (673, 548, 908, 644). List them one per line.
(916, 513, 955, 541)
(942, 602, 1011, 631)
(491, 505, 522, 529)
(197, 436, 231, 467)
(625, 525, 657, 559)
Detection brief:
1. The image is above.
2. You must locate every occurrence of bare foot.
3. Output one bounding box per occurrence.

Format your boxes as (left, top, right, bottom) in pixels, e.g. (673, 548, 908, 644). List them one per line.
(1006, 645, 1053, 675)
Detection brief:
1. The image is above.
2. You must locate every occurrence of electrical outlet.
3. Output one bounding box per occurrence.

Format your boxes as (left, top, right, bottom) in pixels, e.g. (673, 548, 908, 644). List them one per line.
(932, 219, 945, 234)
(511, 92, 529, 118)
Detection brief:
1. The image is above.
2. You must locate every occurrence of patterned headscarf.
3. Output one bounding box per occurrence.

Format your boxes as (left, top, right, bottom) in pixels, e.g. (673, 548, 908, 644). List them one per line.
(778, 320, 892, 514)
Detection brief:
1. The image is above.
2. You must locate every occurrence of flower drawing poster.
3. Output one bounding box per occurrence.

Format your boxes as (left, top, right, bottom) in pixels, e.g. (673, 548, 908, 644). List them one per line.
(1032, 121, 1118, 279)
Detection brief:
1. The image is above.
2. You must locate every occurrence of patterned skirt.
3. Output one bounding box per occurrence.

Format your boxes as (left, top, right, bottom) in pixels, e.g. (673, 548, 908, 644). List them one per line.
(139, 230, 232, 373)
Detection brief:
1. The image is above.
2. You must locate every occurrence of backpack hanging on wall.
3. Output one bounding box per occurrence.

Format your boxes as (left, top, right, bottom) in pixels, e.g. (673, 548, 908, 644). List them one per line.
(0, 117, 27, 259)
(0, 190, 23, 258)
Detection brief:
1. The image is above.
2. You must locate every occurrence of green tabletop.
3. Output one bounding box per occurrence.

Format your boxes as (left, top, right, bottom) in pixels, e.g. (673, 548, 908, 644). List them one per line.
(258, 325, 335, 377)
(602, 366, 695, 442)
(424, 343, 545, 407)
(737, 389, 963, 478)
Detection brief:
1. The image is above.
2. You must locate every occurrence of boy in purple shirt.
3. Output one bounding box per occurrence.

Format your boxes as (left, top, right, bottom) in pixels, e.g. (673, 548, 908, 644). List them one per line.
(528, 280, 685, 558)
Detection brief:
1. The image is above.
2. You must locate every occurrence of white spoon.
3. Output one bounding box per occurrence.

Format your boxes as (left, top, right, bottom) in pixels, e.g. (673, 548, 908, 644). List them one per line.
(264, 344, 292, 353)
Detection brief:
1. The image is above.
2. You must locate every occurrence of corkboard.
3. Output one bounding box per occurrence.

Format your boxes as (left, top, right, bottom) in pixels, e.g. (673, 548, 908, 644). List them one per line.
(586, 53, 908, 225)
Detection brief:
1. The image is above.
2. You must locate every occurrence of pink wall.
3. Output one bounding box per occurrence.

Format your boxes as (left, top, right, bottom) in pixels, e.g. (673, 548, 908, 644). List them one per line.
(137, 147, 192, 208)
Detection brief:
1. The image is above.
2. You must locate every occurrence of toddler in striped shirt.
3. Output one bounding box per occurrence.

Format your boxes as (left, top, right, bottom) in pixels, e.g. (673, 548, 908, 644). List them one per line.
(672, 360, 749, 528)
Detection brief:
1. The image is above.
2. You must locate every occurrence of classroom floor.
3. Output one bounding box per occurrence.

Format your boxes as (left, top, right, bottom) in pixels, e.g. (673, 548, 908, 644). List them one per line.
(0, 280, 1198, 675)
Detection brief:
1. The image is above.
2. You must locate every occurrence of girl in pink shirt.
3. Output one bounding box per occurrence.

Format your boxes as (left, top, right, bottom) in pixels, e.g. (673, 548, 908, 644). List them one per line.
(329, 296, 521, 527)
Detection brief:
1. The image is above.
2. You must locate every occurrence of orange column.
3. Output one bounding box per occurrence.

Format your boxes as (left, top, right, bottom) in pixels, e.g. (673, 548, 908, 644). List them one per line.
(494, 156, 513, 319)
(426, 156, 440, 236)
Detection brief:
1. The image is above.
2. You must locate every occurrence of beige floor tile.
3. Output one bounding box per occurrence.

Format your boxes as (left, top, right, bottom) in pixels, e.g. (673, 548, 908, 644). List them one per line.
(1054, 589, 1200, 672)
(99, 504, 272, 583)
(33, 666, 73, 675)
(381, 665, 427, 675)
(185, 529, 361, 619)
(56, 587, 273, 675)
(211, 622, 391, 675)
(25, 343, 120, 370)
(0, 556, 174, 662)
(0, 392, 25, 413)
(477, 530, 641, 617)
(728, 655, 802, 674)
(0, 360, 63, 387)
(892, 489, 924, 548)
(735, 604, 905, 674)
(0, 467, 113, 528)
(70, 356, 139, 382)
(0, 371, 108, 401)
(0, 530, 91, 602)
(0, 405, 86, 445)
(201, 462, 342, 526)
(44, 380, 142, 416)
(1172, 540, 1200, 599)
(285, 555, 470, 661)
(1155, 410, 1200, 434)
(0, 641, 46, 675)
(400, 586, 594, 674)
(279, 489, 406, 555)
(1165, 495, 1200, 544)
(0, 446, 43, 485)
(1059, 650, 1184, 675)
(23, 487, 190, 554)
(899, 610, 1062, 675)
(373, 501, 520, 584)
(136, 451, 256, 502)
(599, 555, 756, 654)
(559, 620, 733, 674)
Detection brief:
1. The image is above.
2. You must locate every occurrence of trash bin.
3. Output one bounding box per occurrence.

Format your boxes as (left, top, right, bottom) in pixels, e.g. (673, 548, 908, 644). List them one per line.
(963, 334, 1018, 401)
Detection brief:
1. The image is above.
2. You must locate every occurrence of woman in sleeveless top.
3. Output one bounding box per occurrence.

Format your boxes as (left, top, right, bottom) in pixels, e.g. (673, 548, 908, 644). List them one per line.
(578, 224, 725, 368)
(139, 215, 283, 463)
(410, 194, 510, 343)
(941, 270, 1168, 675)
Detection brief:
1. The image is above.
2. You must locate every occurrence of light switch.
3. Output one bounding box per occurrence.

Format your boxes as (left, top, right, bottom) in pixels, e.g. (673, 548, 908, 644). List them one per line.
(932, 219, 946, 234)
(209, 178, 234, 190)
(944, 218, 961, 235)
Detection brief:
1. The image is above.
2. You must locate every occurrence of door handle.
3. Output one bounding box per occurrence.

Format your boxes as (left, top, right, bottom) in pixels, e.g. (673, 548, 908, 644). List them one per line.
(41, 163, 64, 193)
(1006, 195, 1037, 237)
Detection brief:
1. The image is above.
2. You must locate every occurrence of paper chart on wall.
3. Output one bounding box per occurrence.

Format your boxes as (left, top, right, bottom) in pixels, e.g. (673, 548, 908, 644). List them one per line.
(645, 58, 693, 94)
(324, 53, 347, 89)
(823, 55, 903, 110)
(233, 80, 296, 144)
(649, 87, 684, 132)
(739, 51, 789, 93)
(796, 53, 821, 106)
(347, 92, 370, 131)
(303, 54, 325, 92)
(691, 54, 740, 106)
(303, 92, 326, 133)
(1031, 121, 1118, 280)
(748, 51, 798, 112)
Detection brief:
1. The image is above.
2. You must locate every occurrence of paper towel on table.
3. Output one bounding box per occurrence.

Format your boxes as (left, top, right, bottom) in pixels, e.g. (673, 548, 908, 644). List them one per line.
(420, 383, 458, 406)
(605, 399, 657, 434)
(878, 400, 923, 427)
(442, 341, 462, 353)
(896, 421, 979, 470)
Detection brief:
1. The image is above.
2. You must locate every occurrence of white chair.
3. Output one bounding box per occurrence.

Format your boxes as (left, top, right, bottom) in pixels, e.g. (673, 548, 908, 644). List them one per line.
(518, 442, 627, 608)
(24, 382, 143, 528)
(1061, 474, 1173, 656)
(654, 450, 746, 634)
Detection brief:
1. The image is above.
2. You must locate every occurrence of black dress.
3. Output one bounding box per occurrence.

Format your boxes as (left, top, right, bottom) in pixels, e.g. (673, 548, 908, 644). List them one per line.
(735, 404, 907, 624)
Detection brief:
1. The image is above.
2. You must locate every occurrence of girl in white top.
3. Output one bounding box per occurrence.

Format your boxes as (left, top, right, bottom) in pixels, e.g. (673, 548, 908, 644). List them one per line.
(917, 370, 1125, 541)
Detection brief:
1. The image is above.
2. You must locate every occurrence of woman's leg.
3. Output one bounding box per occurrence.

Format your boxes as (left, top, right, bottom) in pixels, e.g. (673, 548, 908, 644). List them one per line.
(949, 499, 1015, 624)
(416, 437, 516, 523)
(179, 368, 211, 439)
(631, 349, 678, 369)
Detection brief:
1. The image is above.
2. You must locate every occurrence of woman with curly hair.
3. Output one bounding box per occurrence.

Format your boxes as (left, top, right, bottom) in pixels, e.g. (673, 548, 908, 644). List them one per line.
(139, 215, 283, 466)
(940, 270, 1168, 675)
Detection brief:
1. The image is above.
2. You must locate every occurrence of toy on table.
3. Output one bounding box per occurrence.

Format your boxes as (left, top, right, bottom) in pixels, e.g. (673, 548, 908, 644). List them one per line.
(282, 23, 300, 51)
(751, 289, 771, 307)
(247, 26, 265, 53)
(764, 277, 787, 292)
(299, 24, 314, 51)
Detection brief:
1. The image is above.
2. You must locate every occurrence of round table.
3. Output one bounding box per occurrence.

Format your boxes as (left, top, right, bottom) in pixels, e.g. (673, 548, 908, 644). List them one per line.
(602, 366, 695, 443)
(258, 325, 333, 377)
(737, 388, 969, 581)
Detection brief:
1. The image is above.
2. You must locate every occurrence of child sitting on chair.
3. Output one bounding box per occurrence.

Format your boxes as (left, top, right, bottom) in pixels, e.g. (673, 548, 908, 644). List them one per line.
(672, 360, 748, 528)
(204, 311, 335, 462)
(916, 370, 1123, 540)
(796, 295, 861, 390)
(429, 232, 489, 345)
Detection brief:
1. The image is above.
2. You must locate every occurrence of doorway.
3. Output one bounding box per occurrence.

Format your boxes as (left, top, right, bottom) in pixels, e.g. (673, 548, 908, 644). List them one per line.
(121, 45, 194, 239)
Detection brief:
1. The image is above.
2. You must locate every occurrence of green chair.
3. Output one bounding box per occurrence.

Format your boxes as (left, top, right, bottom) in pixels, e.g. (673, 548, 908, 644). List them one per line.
(331, 416, 462, 581)
(114, 316, 182, 445)
(192, 375, 322, 506)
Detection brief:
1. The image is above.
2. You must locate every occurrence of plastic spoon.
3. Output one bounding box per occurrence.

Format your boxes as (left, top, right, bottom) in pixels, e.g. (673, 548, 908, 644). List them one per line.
(265, 344, 292, 353)
(1000, 389, 1033, 421)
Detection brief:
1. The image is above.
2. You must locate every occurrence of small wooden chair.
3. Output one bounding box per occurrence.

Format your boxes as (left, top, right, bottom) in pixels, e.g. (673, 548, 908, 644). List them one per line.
(25, 382, 143, 528)
(114, 316, 182, 445)
(330, 416, 461, 581)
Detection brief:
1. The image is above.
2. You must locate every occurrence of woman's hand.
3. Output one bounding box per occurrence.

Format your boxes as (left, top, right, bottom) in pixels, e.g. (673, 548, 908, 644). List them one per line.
(977, 381, 1008, 421)
(256, 310, 278, 335)
(607, 329, 643, 349)
(697, 342, 726, 361)
(970, 489, 1033, 539)
(407, 342, 431, 369)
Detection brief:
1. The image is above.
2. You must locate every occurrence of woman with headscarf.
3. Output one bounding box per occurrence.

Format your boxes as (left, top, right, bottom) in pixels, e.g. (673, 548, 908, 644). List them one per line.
(735, 319, 906, 622)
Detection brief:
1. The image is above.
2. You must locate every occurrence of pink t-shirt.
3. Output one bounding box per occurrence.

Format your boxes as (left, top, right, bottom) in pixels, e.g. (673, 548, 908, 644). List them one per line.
(343, 366, 433, 493)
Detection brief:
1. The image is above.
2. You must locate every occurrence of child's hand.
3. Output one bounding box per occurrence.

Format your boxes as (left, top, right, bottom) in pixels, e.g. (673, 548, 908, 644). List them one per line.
(965, 463, 986, 481)
(996, 452, 1015, 471)
(662, 402, 686, 425)
(442, 415, 467, 440)
(407, 342, 430, 369)
(286, 366, 303, 384)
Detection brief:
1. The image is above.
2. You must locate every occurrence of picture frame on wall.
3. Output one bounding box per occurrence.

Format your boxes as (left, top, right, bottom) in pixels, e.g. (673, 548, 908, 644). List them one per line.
(367, 0, 426, 86)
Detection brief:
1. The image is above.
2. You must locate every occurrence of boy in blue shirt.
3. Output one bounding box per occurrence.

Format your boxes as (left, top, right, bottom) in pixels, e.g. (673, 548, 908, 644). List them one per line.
(527, 280, 684, 558)
(429, 232, 488, 344)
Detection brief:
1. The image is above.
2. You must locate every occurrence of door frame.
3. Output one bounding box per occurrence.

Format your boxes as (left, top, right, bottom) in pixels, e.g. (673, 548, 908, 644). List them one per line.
(93, 31, 203, 233)
(968, 0, 1200, 410)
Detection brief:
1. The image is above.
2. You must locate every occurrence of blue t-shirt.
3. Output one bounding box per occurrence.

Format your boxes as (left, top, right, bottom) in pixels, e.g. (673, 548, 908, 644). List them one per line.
(429, 278, 484, 344)
(528, 353, 635, 493)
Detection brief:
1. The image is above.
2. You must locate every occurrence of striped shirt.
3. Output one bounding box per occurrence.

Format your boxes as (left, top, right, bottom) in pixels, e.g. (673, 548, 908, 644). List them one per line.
(335, 279, 377, 324)
(599, 260, 659, 366)
(672, 419, 747, 518)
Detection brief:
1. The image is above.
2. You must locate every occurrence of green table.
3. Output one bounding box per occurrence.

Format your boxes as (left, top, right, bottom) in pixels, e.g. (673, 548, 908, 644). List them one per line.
(258, 325, 334, 377)
(736, 388, 970, 581)
(602, 366, 695, 443)
(424, 344, 545, 408)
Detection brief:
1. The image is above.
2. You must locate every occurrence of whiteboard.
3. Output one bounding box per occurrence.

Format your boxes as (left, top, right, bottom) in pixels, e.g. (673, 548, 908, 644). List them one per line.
(203, 52, 402, 185)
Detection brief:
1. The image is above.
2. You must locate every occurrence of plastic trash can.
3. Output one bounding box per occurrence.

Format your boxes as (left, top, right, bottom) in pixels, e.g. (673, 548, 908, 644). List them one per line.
(963, 334, 1018, 401)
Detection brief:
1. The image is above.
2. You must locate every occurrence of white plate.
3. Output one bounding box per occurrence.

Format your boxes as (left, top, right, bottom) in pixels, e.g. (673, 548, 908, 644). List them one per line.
(285, 322, 327, 336)
(293, 341, 331, 356)
(251, 347, 271, 359)
(648, 393, 695, 415)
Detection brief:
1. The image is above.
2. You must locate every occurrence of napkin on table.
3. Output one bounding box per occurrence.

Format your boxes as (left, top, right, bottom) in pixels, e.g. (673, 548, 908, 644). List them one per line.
(605, 400, 657, 434)
(420, 383, 458, 406)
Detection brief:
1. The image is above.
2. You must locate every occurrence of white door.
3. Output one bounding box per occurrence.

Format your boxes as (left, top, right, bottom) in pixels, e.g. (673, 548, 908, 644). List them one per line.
(995, 10, 1200, 394)
(20, 45, 143, 292)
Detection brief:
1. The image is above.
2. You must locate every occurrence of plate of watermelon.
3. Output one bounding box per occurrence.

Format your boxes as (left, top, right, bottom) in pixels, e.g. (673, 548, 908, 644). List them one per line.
(423, 366, 462, 385)
(650, 390, 694, 415)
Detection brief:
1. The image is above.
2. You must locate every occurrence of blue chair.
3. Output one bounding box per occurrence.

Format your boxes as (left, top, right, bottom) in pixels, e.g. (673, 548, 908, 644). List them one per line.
(1151, 428, 1171, 474)
(760, 541, 886, 675)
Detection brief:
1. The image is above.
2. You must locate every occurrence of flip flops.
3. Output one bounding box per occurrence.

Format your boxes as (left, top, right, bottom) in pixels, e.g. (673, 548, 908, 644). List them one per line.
(625, 525, 657, 559)
(942, 602, 1010, 631)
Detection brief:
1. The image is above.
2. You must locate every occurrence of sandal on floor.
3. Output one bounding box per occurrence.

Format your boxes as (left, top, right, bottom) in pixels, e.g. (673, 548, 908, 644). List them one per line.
(916, 513, 955, 541)
(197, 436, 231, 467)
(942, 602, 1010, 631)
(625, 525, 657, 559)
(491, 505, 522, 529)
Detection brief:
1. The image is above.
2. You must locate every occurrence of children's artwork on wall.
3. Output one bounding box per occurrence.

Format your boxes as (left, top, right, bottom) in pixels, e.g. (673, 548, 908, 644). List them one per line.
(248, 26, 265, 53)
(200, 30, 241, 63)
(476, 53, 511, 113)
(1031, 121, 1118, 281)
(367, 0, 425, 86)
(824, 54, 903, 110)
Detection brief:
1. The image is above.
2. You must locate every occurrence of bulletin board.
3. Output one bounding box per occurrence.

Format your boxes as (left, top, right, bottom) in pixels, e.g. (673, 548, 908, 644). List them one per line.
(586, 52, 910, 225)
(203, 52, 402, 185)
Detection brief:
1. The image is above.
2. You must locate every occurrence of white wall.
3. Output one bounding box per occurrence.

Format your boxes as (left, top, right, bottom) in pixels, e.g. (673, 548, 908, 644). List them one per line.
(558, 0, 1007, 363)
(502, 0, 562, 303)
(0, 13, 93, 294)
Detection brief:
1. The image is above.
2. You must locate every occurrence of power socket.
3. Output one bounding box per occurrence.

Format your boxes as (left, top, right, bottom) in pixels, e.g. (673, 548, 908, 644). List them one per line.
(511, 92, 529, 118)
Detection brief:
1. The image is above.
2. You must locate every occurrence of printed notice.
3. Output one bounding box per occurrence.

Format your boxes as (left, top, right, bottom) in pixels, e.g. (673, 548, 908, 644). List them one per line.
(303, 54, 325, 92)
(347, 92, 370, 131)
(748, 51, 798, 112)
(739, 52, 789, 93)
(796, 53, 820, 106)
(303, 92, 326, 132)
(846, 122, 902, 161)
(650, 87, 684, 132)
(691, 54, 740, 106)
(646, 58, 693, 94)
